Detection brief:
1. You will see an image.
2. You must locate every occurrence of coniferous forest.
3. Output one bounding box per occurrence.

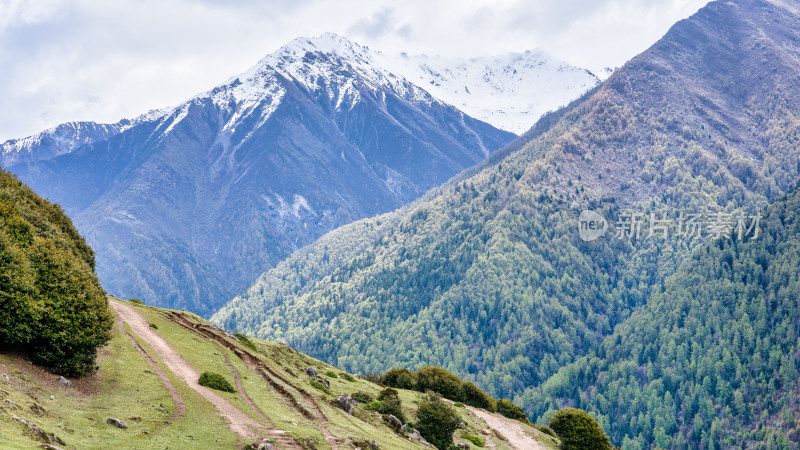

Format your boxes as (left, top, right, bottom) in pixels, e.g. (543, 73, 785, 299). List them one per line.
(212, 1, 800, 447)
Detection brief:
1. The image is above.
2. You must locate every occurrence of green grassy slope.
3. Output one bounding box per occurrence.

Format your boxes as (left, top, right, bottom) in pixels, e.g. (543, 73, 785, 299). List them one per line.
(0, 298, 553, 449)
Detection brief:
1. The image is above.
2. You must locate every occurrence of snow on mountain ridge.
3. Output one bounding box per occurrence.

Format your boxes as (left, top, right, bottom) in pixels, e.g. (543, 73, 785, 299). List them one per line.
(0, 121, 127, 166)
(2, 32, 600, 165)
(375, 49, 601, 134)
(246, 32, 600, 134)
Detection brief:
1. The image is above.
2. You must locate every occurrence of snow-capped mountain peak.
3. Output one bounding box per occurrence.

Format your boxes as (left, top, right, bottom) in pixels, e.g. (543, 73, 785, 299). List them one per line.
(374, 48, 601, 134)
(2, 33, 601, 167)
(237, 33, 600, 134)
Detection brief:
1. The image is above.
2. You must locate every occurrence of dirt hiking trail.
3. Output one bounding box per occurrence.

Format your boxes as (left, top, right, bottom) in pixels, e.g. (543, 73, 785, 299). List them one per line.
(111, 300, 291, 446)
(468, 406, 546, 449)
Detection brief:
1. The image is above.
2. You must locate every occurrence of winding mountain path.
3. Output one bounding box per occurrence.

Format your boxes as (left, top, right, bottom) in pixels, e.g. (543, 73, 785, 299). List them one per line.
(115, 317, 186, 423)
(468, 406, 546, 450)
(110, 301, 276, 444)
(165, 311, 339, 449)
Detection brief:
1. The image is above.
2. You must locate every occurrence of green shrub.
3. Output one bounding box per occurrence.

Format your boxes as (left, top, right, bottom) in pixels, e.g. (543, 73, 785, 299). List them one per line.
(198, 371, 235, 393)
(233, 333, 257, 352)
(495, 399, 529, 424)
(415, 392, 462, 450)
(375, 388, 405, 422)
(324, 370, 338, 378)
(537, 424, 556, 437)
(340, 372, 356, 382)
(454, 402, 465, 408)
(128, 298, 144, 305)
(352, 391, 374, 404)
(377, 387, 399, 401)
(149, 322, 158, 329)
(381, 367, 416, 389)
(364, 400, 384, 412)
(309, 380, 331, 395)
(460, 380, 494, 410)
(414, 366, 463, 401)
(549, 408, 611, 450)
(461, 432, 485, 447)
(0, 169, 113, 377)
(362, 371, 381, 383)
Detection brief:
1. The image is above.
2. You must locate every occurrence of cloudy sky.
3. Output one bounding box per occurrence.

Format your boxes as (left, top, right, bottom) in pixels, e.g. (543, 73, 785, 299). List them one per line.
(0, 0, 708, 142)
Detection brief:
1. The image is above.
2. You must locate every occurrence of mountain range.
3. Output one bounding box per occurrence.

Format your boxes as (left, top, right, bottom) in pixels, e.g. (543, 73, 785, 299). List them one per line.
(0, 33, 603, 316)
(212, 0, 800, 447)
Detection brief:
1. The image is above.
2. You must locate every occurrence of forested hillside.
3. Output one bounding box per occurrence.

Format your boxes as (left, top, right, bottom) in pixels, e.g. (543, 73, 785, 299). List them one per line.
(526, 184, 800, 448)
(0, 168, 113, 376)
(212, 0, 800, 437)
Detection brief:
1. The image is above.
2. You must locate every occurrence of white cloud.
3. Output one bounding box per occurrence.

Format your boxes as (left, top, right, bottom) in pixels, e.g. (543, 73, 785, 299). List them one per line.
(0, 0, 709, 142)
(0, 0, 65, 30)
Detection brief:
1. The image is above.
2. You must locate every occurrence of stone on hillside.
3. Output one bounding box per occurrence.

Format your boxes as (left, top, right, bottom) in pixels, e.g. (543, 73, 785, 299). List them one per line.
(319, 378, 330, 389)
(106, 417, 128, 429)
(409, 428, 432, 447)
(3, 399, 18, 409)
(385, 414, 403, 431)
(304, 367, 318, 381)
(58, 376, 72, 388)
(41, 445, 65, 450)
(12, 416, 64, 444)
(335, 394, 357, 414)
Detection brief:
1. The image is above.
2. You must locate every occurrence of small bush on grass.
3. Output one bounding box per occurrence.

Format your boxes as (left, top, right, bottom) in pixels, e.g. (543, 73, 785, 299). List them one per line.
(454, 402, 465, 408)
(365, 400, 385, 412)
(149, 322, 158, 329)
(496, 399, 530, 424)
(128, 298, 144, 304)
(549, 408, 611, 450)
(352, 391, 374, 404)
(310, 380, 331, 395)
(324, 370, 338, 378)
(460, 381, 494, 411)
(199, 371, 235, 393)
(461, 432, 485, 447)
(537, 424, 556, 437)
(361, 371, 381, 383)
(233, 333, 257, 352)
(415, 392, 461, 450)
(414, 366, 462, 401)
(377, 387, 399, 401)
(339, 372, 356, 382)
(380, 367, 416, 389)
(364, 389, 406, 423)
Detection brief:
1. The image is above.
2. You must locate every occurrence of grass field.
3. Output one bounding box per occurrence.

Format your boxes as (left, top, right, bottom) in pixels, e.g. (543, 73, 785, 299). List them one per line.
(0, 298, 557, 449)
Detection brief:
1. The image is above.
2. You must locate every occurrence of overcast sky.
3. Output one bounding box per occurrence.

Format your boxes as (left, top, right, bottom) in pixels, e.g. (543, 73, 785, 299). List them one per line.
(0, 0, 709, 142)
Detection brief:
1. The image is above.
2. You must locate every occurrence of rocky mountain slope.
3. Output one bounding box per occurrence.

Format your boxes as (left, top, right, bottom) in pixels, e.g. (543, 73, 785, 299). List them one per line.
(2, 34, 515, 315)
(212, 2, 800, 446)
(0, 297, 554, 449)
